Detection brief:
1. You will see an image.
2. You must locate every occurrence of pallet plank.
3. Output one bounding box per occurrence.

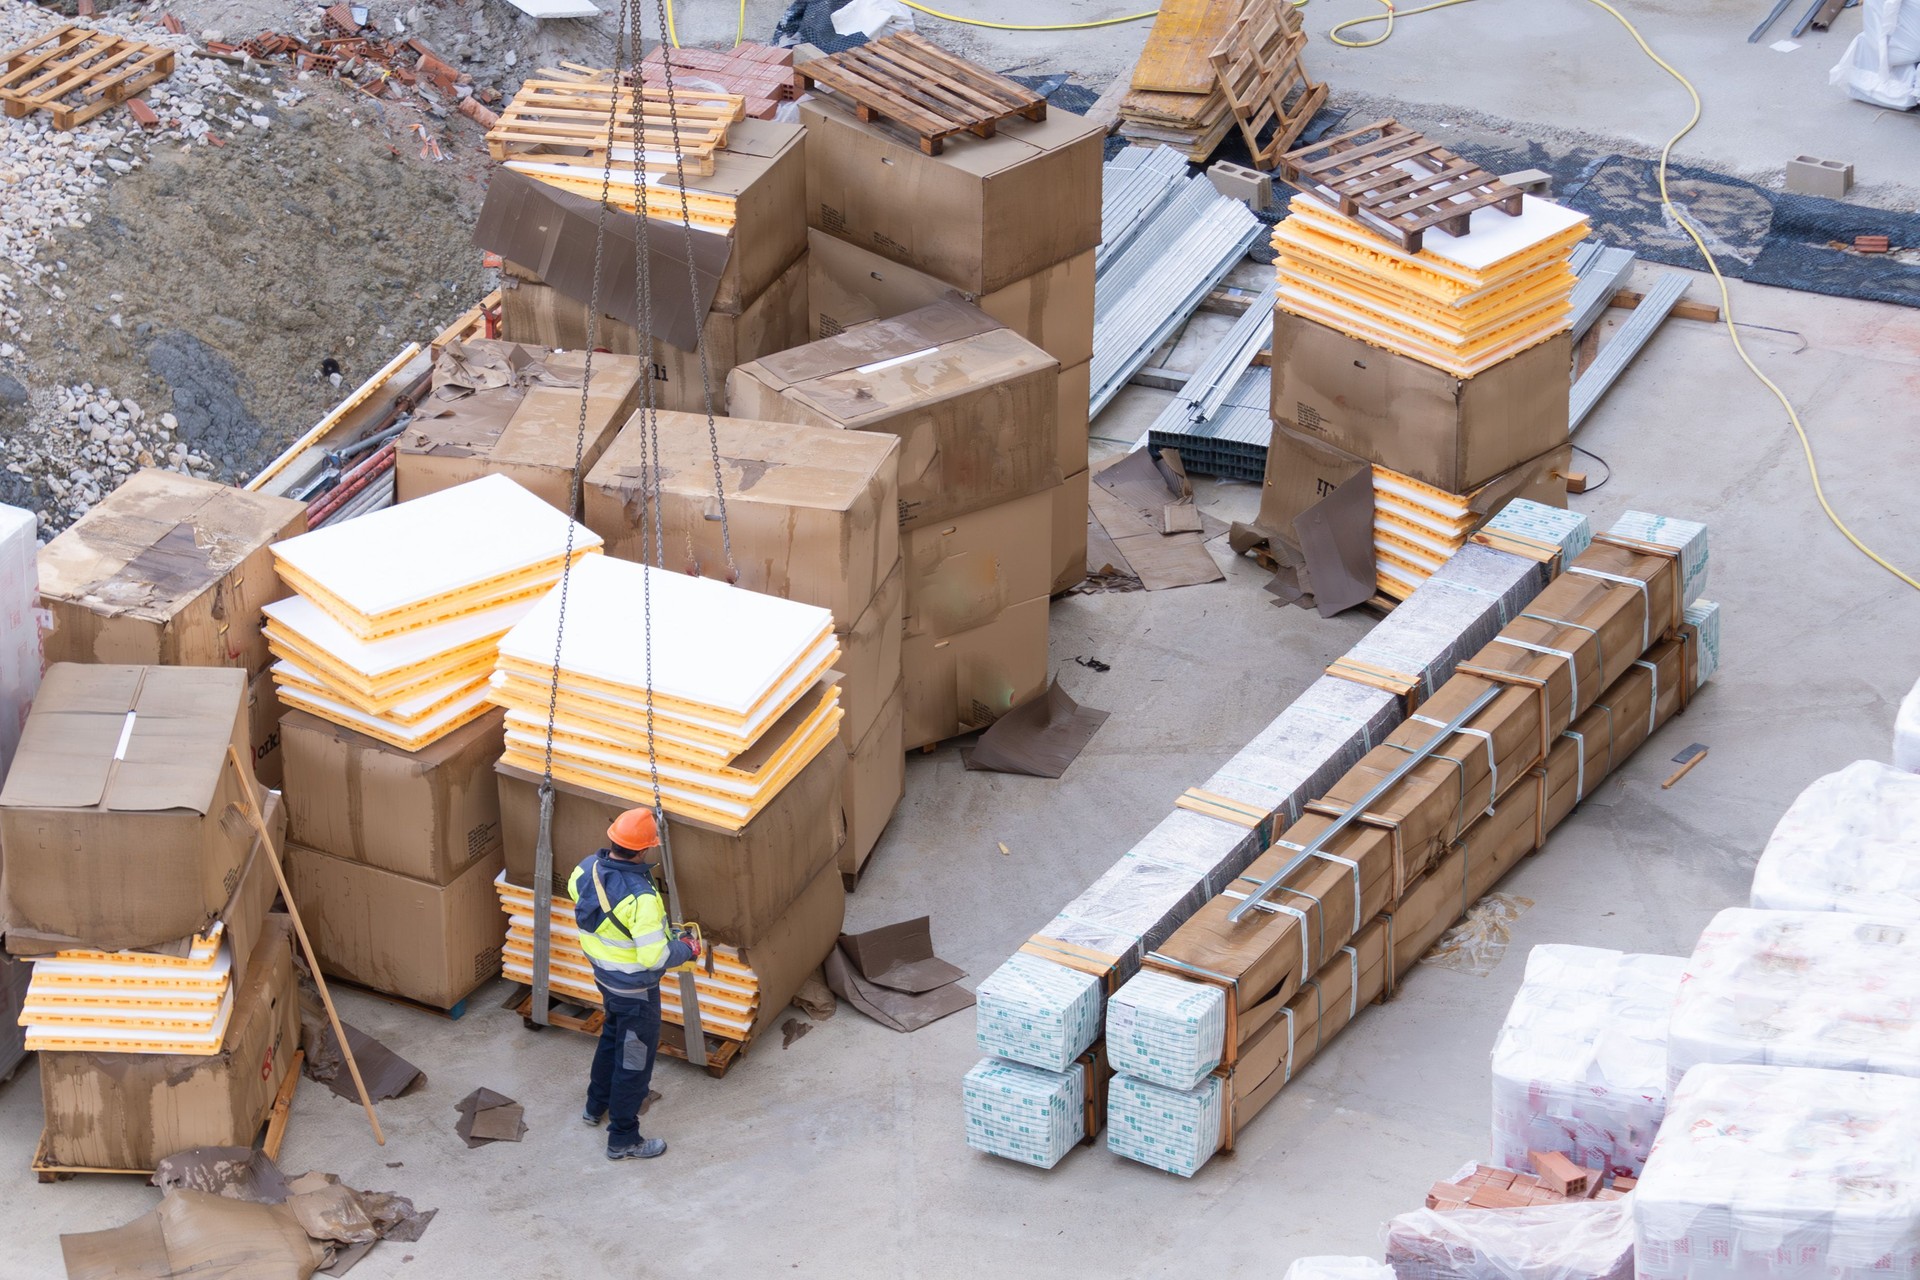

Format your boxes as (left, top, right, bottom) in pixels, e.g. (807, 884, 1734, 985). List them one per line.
(1279, 117, 1524, 252)
(801, 31, 1044, 155)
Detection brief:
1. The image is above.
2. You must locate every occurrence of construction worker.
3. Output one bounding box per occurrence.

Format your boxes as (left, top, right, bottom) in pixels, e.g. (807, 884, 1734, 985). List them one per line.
(569, 806, 699, 1160)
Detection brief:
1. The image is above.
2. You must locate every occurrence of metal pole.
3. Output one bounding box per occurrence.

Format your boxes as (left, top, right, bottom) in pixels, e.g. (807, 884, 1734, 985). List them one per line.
(1227, 684, 1502, 923)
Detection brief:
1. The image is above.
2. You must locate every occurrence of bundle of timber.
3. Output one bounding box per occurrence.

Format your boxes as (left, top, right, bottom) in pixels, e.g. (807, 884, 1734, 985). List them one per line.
(265, 474, 601, 750)
(488, 553, 842, 831)
(962, 507, 1599, 1168)
(1105, 512, 1714, 1175)
(1750, 760, 1920, 917)
(1489, 944, 1684, 1178)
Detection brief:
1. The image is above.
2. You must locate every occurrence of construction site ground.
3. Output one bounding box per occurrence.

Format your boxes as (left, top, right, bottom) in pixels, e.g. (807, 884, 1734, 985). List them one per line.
(2, 0, 1918, 1275)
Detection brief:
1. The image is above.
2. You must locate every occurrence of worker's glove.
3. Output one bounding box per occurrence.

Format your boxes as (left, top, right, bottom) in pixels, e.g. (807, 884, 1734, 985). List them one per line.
(686, 937, 704, 960)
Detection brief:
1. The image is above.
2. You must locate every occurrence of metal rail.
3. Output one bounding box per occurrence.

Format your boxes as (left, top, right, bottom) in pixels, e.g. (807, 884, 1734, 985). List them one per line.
(1570, 271, 1688, 429)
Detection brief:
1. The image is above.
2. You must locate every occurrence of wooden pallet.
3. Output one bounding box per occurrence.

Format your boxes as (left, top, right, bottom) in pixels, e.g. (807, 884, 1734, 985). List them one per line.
(0, 24, 175, 130)
(511, 987, 744, 1078)
(1210, 0, 1326, 168)
(32, 1050, 303, 1183)
(798, 31, 1044, 155)
(485, 71, 744, 173)
(1278, 119, 1524, 253)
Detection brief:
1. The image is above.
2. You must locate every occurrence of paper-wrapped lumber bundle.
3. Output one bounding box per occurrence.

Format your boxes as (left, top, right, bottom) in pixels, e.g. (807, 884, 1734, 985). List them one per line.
(1489, 944, 1685, 1178)
(1665, 907, 1920, 1090)
(1105, 970, 1227, 1092)
(974, 951, 1104, 1073)
(1750, 760, 1920, 917)
(1634, 1064, 1920, 1280)
(962, 1054, 1092, 1170)
(266, 474, 600, 750)
(1105, 1072, 1226, 1178)
(489, 554, 842, 830)
(1386, 1199, 1635, 1280)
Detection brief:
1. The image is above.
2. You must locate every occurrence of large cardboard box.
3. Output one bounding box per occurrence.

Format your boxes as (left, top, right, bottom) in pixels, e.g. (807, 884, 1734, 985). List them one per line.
(1270, 309, 1573, 493)
(38, 469, 307, 677)
(395, 341, 644, 516)
(807, 230, 1095, 368)
(247, 668, 284, 790)
(801, 95, 1103, 294)
(0, 949, 28, 1084)
(286, 842, 505, 1009)
(903, 490, 1053, 641)
(584, 411, 899, 629)
(742, 858, 845, 1041)
(37, 916, 300, 1170)
(0, 664, 252, 951)
(1052, 469, 1089, 596)
(840, 677, 904, 882)
(498, 254, 809, 415)
(497, 741, 845, 947)
(1058, 358, 1090, 479)
(728, 299, 1060, 531)
(1257, 419, 1571, 551)
(838, 559, 903, 748)
(280, 707, 503, 886)
(903, 594, 1049, 750)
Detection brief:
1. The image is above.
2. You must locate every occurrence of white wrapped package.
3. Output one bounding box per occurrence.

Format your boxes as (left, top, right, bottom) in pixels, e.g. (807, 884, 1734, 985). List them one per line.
(1107, 970, 1226, 1091)
(1667, 907, 1920, 1092)
(1751, 761, 1920, 917)
(974, 953, 1103, 1072)
(1634, 1064, 1920, 1280)
(0, 503, 41, 783)
(1287, 1259, 1395, 1280)
(1681, 600, 1718, 689)
(962, 1055, 1086, 1169)
(1607, 512, 1708, 607)
(1386, 1200, 1635, 1280)
(1897, 675, 1920, 772)
(1106, 1073, 1223, 1178)
(1490, 944, 1685, 1178)
(1484, 499, 1595, 564)
(1830, 0, 1920, 108)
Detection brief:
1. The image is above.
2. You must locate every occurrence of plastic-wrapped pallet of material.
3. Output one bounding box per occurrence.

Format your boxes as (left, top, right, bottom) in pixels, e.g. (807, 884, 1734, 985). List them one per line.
(1751, 761, 1920, 917)
(1666, 907, 1920, 1091)
(1106, 1073, 1224, 1178)
(975, 952, 1104, 1072)
(1680, 600, 1718, 687)
(1286, 1259, 1395, 1280)
(1333, 543, 1561, 703)
(1897, 674, 1920, 772)
(0, 502, 40, 783)
(1605, 511, 1708, 606)
(962, 1055, 1087, 1169)
(1489, 944, 1685, 1178)
(1107, 970, 1226, 1090)
(1634, 1063, 1920, 1280)
(1386, 1199, 1634, 1280)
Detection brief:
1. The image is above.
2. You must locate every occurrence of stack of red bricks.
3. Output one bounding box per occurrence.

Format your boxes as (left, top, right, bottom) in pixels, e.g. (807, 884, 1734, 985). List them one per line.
(1426, 1153, 1632, 1212)
(639, 43, 800, 119)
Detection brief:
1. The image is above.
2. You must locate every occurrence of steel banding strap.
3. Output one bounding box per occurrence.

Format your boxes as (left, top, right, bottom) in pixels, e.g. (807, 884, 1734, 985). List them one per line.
(1223, 890, 1314, 977)
(1563, 729, 1587, 801)
(1414, 712, 1497, 816)
(1380, 910, 1398, 996)
(1632, 660, 1660, 734)
(1301, 978, 1325, 1061)
(1340, 944, 1358, 1018)
(1460, 829, 1473, 915)
(1567, 566, 1651, 652)
(1493, 636, 1581, 709)
(1523, 612, 1603, 691)
(1281, 1005, 1295, 1084)
(1588, 698, 1618, 774)
(1272, 839, 1364, 935)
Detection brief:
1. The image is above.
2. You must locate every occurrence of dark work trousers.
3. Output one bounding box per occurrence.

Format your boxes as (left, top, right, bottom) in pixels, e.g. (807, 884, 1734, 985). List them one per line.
(588, 983, 662, 1148)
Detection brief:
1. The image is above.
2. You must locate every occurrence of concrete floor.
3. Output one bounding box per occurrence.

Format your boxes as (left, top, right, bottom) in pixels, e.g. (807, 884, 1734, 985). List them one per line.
(7, 4, 1920, 1277)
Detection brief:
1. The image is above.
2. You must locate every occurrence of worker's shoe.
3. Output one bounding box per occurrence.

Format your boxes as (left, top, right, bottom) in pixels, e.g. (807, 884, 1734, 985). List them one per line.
(607, 1137, 667, 1160)
(582, 1108, 606, 1128)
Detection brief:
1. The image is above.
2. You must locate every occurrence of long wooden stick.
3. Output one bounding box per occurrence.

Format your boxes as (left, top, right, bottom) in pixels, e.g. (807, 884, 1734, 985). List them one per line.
(223, 747, 385, 1146)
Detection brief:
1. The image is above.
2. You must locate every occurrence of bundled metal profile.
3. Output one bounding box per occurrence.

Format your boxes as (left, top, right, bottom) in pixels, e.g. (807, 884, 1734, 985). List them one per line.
(1568, 243, 1638, 341)
(1100, 145, 1191, 270)
(1143, 280, 1280, 481)
(1570, 271, 1688, 428)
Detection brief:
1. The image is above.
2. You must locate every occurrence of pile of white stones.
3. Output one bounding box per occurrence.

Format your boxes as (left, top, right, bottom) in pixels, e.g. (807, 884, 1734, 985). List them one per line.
(2, 380, 216, 530)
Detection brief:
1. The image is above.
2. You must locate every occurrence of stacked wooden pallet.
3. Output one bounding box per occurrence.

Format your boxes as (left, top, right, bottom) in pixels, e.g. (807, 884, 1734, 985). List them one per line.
(796, 31, 1045, 156)
(266, 474, 601, 750)
(18, 930, 233, 1056)
(1119, 0, 1323, 164)
(488, 554, 843, 831)
(0, 23, 174, 129)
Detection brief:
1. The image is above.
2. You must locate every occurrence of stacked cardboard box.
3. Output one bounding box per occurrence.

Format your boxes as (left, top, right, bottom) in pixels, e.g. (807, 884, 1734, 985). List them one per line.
(798, 93, 1100, 595)
(394, 339, 643, 516)
(0, 663, 299, 1170)
(482, 116, 809, 415)
(36, 470, 307, 785)
(730, 299, 1061, 747)
(1260, 190, 1587, 595)
(583, 411, 904, 881)
(1103, 514, 1713, 1175)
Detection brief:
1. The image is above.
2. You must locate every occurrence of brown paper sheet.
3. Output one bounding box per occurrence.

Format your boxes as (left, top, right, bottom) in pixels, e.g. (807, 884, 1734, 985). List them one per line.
(962, 677, 1110, 778)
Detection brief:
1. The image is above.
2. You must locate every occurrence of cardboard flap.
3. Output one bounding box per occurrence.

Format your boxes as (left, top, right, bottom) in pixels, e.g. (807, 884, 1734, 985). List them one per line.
(746, 298, 1004, 388)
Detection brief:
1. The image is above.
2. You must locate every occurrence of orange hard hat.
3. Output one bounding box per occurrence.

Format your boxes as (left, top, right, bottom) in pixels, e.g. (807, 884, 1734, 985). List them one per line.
(607, 808, 660, 852)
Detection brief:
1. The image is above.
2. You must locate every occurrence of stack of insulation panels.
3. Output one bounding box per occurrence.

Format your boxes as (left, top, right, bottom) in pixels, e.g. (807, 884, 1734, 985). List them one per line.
(1373, 478, 1592, 601)
(267, 475, 601, 750)
(1270, 193, 1588, 377)
(19, 928, 233, 1055)
(493, 876, 760, 1040)
(490, 554, 841, 830)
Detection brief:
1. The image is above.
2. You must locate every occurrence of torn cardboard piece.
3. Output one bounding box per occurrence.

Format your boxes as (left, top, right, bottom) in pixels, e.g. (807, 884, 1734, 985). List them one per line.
(1293, 467, 1377, 618)
(454, 1088, 527, 1147)
(1084, 449, 1225, 591)
(962, 677, 1110, 778)
(301, 1004, 425, 1104)
(822, 918, 975, 1032)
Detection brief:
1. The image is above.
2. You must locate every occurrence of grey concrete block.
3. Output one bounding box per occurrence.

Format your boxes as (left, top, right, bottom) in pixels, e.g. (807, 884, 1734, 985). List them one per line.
(1786, 155, 1854, 198)
(1207, 160, 1272, 212)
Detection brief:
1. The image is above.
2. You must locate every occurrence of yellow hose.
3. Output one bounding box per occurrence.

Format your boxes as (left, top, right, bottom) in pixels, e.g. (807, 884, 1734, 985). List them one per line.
(896, 2, 1159, 29)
